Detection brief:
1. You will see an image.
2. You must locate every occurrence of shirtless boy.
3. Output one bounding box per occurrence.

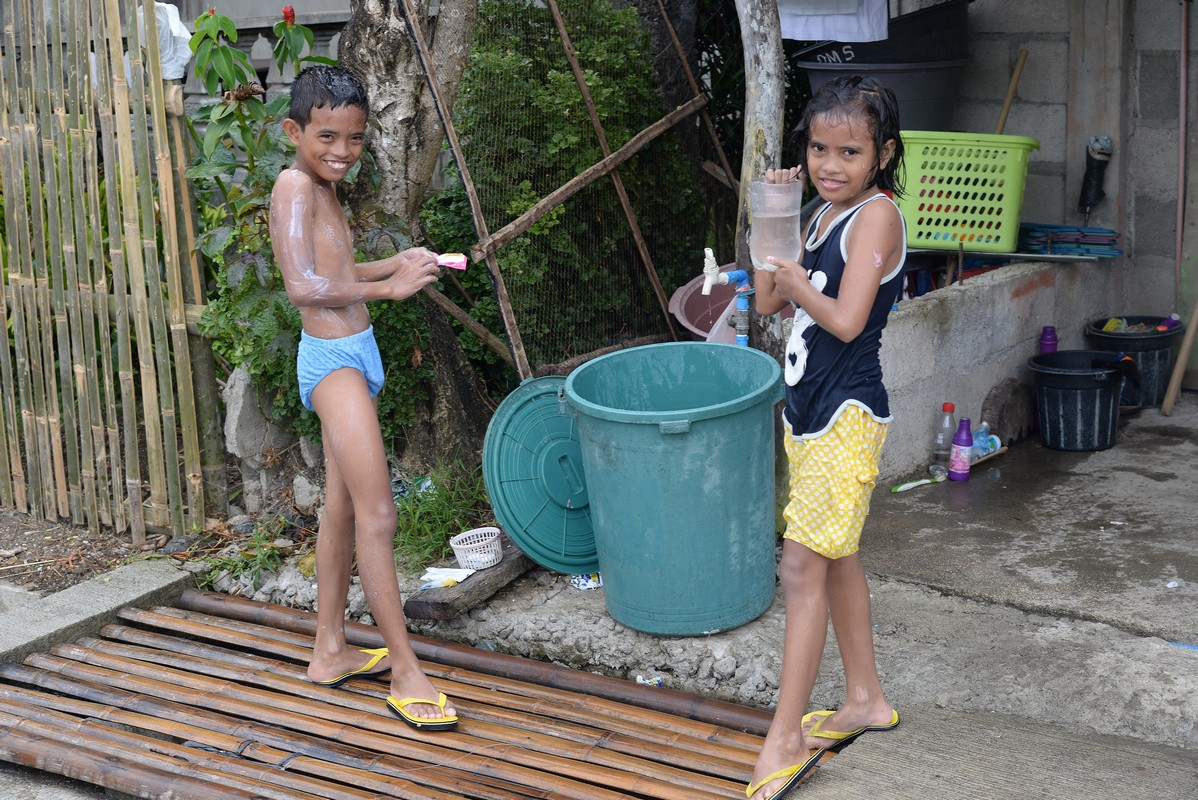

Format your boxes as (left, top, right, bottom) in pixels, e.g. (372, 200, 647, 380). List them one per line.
(270, 64, 456, 730)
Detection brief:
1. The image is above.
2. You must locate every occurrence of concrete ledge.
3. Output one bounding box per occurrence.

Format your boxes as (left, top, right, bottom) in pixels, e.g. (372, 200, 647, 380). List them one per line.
(880, 259, 1115, 479)
(0, 559, 195, 665)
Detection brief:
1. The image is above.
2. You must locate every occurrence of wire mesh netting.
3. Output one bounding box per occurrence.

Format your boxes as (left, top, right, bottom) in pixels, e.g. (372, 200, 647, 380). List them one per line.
(450, 0, 707, 372)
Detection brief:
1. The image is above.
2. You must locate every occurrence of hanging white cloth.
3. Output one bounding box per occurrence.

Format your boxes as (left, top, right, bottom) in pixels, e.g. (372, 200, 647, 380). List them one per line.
(778, 0, 889, 43)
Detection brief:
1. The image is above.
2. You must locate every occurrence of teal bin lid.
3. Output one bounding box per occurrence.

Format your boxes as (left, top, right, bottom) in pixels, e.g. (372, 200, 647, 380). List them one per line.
(482, 376, 598, 575)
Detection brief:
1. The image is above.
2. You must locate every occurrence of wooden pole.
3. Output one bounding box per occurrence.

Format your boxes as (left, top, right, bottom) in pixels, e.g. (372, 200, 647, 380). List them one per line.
(120, 0, 181, 534)
(995, 48, 1029, 135)
(1162, 0, 1192, 414)
(1160, 296, 1198, 414)
(0, 14, 24, 509)
(84, 0, 130, 532)
(15, 0, 55, 519)
(65, 0, 103, 531)
(654, 0, 739, 197)
(168, 112, 228, 517)
(42, 0, 80, 522)
(140, 0, 203, 532)
(99, 0, 148, 545)
(471, 96, 707, 264)
(424, 286, 513, 365)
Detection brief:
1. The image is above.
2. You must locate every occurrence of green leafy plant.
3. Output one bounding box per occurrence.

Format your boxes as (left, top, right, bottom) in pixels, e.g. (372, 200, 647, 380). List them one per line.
(419, 0, 706, 366)
(393, 461, 492, 571)
(199, 514, 303, 589)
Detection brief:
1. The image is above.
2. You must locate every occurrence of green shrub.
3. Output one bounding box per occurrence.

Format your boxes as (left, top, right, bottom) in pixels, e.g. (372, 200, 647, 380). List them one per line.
(419, 0, 705, 367)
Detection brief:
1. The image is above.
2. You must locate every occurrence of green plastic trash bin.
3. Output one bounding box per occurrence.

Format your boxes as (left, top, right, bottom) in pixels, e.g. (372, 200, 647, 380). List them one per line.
(562, 342, 784, 636)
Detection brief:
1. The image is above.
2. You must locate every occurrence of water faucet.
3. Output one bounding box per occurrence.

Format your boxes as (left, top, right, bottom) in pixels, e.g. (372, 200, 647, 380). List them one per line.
(701, 248, 722, 295)
(698, 248, 754, 345)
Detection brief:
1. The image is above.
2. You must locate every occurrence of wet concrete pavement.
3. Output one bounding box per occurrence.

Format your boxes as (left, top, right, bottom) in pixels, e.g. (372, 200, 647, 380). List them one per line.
(866, 397, 1198, 647)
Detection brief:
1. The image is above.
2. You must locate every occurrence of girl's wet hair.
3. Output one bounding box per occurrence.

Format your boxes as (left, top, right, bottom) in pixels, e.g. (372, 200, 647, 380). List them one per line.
(790, 75, 905, 196)
(288, 65, 370, 128)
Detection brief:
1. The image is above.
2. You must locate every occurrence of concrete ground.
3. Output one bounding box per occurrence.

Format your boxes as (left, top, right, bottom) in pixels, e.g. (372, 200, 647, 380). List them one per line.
(1, 395, 1196, 797)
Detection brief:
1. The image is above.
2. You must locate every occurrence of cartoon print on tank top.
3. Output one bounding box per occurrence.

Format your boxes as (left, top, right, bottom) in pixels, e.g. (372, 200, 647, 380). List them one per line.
(784, 269, 828, 386)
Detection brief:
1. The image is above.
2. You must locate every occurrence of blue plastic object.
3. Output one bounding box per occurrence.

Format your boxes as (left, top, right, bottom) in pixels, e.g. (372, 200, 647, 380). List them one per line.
(482, 376, 598, 574)
(563, 342, 784, 636)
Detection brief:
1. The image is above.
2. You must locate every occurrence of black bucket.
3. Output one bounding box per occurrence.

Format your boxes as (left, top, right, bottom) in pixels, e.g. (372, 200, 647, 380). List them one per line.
(1027, 350, 1124, 451)
(1084, 316, 1184, 408)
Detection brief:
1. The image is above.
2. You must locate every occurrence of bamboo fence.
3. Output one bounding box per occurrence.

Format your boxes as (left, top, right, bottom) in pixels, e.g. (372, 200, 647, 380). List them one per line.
(0, 0, 206, 544)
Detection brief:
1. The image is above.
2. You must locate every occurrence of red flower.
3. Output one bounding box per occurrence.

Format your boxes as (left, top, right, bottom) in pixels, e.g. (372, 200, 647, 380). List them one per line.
(208, 7, 216, 15)
(282, 4, 295, 26)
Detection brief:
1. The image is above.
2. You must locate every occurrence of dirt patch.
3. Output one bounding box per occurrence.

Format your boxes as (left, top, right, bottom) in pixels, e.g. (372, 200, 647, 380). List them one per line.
(0, 511, 143, 595)
(0, 509, 260, 596)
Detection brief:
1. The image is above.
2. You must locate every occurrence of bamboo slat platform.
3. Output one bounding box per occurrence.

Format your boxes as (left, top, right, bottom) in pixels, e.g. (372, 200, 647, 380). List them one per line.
(0, 589, 823, 799)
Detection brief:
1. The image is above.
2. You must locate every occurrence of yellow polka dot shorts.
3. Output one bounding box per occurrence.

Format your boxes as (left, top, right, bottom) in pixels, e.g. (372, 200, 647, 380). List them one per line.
(783, 405, 888, 559)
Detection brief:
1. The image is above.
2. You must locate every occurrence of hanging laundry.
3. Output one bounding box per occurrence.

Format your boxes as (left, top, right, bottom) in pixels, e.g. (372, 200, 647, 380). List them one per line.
(778, 0, 889, 43)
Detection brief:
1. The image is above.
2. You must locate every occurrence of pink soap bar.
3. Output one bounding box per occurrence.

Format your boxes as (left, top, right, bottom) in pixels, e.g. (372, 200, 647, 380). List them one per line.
(437, 252, 467, 270)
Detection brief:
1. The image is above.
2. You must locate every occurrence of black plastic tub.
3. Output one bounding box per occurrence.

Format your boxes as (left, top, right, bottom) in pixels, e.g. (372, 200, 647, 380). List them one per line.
(1027, 350, 1124, 451)
(795, 59, 969, 131)
(1084, 316, 1184, 408)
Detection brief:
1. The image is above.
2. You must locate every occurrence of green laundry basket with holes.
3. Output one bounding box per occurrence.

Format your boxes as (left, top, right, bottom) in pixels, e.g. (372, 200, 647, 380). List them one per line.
(896, 131, 1040, 252)
(562, 342, 783, 636)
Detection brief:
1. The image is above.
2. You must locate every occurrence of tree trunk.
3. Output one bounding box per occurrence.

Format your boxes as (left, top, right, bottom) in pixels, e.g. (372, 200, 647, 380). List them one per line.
(338, 0, 476, 220)
(734, 0, 786, 358)
(339, 0, 491, 473)
(735, 0, 788, 517)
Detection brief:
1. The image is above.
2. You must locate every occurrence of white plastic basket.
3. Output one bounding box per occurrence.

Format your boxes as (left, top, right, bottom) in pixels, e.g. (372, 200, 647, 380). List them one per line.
(450, 527, 503, 570)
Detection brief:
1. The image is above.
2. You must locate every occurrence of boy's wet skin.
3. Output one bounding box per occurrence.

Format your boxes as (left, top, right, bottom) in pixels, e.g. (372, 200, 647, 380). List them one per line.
(270, 66, 454, 728)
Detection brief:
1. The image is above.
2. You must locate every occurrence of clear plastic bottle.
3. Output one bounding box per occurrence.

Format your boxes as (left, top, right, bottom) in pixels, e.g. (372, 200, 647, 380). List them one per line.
(971, 421, 991, 460)
(931, 402, 956, 466)
(948, 418, 973, 481)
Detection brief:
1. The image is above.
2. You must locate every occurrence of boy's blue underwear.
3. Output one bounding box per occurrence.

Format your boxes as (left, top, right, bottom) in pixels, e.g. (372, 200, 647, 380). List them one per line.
(297, 326, 384, 411)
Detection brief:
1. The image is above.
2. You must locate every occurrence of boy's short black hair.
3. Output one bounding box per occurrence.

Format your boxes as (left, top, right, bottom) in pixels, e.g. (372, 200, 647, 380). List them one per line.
(791, 74, 905, 196)
(288, 65, 370, 128)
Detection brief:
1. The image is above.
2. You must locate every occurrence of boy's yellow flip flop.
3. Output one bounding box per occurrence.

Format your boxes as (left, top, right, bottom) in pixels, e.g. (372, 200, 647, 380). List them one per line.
(386, 692, 459, 731)
(314, 647, 390, 688)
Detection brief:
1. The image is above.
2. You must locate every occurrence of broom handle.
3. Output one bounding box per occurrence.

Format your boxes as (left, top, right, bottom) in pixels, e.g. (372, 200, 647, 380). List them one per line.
(1160, 294, 1198, 415)
(995, 49, 1028, 135)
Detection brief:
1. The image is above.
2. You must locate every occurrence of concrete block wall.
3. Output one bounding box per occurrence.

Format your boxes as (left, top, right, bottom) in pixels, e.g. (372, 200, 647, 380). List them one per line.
(923, 0, 1196, 326)
(1126, 0, 1197, 323)
(868, 0, 1198, 477)
(944, 0, 1073, 228)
